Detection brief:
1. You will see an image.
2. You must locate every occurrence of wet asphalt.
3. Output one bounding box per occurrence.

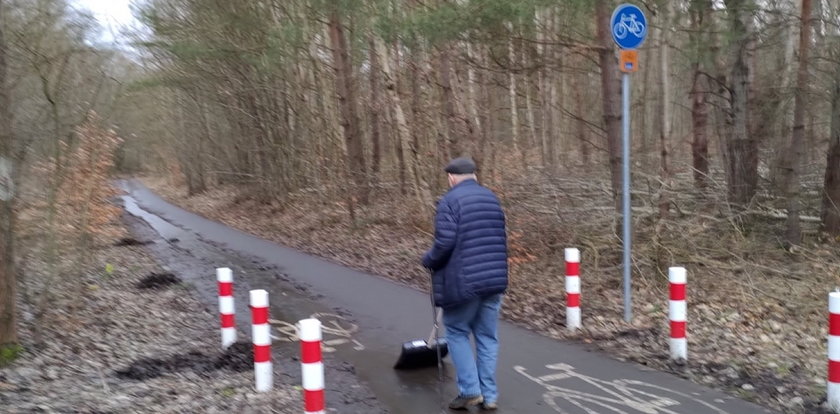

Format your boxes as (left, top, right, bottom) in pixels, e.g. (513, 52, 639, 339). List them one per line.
(120, 179, 776, 414)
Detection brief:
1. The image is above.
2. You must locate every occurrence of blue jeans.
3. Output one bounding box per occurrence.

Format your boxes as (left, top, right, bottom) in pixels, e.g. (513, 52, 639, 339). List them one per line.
(442, 294, 503, 403)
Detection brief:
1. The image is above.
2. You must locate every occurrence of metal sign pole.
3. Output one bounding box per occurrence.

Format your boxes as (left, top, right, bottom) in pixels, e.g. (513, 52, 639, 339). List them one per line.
(612, 3, 645, 323)
(622, 73, 632, 323)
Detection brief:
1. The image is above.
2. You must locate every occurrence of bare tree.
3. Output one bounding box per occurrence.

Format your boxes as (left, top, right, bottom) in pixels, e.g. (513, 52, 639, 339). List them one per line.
(823, 39, 840, 236)
(690, 0, 710, 189)
(328, 10, 368, 215)
(658, 0, 672, 218)
(723, 0, 759, 206)
(0, 0, 17, 351)
(595, 0, 622, 210)
(781, 0, 813, 245)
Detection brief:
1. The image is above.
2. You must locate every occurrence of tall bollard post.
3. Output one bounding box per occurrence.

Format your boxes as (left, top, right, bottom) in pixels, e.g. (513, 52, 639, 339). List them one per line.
(300, 318, 325, 414)
(828, 291, 840, 412)
(250, 289, 272, 392)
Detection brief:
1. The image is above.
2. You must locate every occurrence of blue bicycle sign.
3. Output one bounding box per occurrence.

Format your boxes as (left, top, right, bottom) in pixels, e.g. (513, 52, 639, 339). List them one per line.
(611, 4, 647, 49)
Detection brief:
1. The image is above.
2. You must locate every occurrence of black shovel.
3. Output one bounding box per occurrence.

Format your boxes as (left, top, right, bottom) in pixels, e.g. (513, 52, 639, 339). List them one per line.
(393, 276, 448, 370)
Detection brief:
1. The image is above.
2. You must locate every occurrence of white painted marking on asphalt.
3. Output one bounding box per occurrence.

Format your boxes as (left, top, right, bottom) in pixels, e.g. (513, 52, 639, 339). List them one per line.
(269, 313, 365, 352)
(515, 363, 730, 414)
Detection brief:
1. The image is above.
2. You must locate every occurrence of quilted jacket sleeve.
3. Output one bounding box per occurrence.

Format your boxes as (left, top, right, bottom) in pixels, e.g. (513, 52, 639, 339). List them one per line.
(422, 198, 457, 270)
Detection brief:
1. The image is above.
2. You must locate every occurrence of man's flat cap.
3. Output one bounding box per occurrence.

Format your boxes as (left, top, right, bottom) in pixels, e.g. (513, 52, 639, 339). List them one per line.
(444, 157, 476, 174)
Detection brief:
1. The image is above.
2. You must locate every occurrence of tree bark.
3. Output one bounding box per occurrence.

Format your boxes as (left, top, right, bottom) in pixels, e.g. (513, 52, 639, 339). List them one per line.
(465, 43, 483, 158)
(507, 25, 524, 167)
(0, 0, 18, 349)
(723, 0, 759, 206)
(824, 77, 840, 236)
(368, 38, 383, 180)
(688, 0, 710, 189)
(374, 39, 433, 211)
(596, 0, 623, 210)
(771, 6, 798, 192)
(572, 68, 590, 166)
(328, 11, 368, 214)
(783, 0, 812, 245)
(690, 70, 709, 189)
(658, 0, 672, 218)
(437, 46, 478, 162)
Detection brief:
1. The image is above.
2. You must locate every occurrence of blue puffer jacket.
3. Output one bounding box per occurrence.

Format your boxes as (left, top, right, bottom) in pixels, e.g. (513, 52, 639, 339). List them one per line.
(422, 179, 508, 308)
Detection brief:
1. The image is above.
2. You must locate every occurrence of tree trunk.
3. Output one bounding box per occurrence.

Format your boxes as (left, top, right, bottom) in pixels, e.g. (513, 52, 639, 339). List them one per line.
(546, 60, 559, 169)
(0, 0, 18, 349)
(464, 42, 491, 169)
(689, 0, 710, 189)
(723, 0, 759, 206)
(328, 12, 367, 216)
(824, 78, 840, 236)
(596, 0, 623, 210)
(690, 69, 709, 189)
(536, 7, 554, 168)
(407, 43, 424, 194)
(572, 69, 590, 166)
(640, 43, 653, 157)
(465, 43, 484, 161)
(368, 39, 383, 181)
(771, 8, 798, 192)
(374, 39, 433, 211)
(437, 46, 478, 162)
(524, 68, 539, 156)
(507, 25, 524, 168)
(783, 0, 813, 245)
(658, 0, 672, 218)
(195, 98, 211, 193)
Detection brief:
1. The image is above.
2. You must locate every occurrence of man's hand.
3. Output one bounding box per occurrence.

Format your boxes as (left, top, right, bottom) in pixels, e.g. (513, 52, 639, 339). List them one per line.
(421, 252, 434, 270)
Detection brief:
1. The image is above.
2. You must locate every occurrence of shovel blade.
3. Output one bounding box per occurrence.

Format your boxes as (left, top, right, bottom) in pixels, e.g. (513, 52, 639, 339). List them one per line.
(393, 339, 449, 370)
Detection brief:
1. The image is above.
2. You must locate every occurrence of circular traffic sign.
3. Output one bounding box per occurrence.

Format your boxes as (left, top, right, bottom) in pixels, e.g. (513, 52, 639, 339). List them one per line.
(611, 4, 647, 49)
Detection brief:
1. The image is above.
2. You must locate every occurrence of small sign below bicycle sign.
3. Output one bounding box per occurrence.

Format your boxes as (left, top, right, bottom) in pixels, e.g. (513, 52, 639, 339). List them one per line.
(611, 3, 647, 50)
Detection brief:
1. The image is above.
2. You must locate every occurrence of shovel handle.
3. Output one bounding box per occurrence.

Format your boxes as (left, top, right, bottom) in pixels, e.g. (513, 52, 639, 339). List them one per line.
(427, 307, 443, 345)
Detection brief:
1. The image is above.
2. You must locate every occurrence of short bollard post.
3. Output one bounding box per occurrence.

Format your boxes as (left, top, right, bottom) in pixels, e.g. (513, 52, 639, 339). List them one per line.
(669, 267, 687, 361)
(250, 289, 272, 392)
(217, 268, 236, 349)
(565, 248, 581, 331)
(300, 318, 325, 414)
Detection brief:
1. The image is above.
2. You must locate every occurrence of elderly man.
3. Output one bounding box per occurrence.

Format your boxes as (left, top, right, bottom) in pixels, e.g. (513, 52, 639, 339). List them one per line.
(422, 157, 508, 411)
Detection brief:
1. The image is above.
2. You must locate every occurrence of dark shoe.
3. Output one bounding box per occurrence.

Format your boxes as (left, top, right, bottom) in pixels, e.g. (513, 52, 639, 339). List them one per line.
(449, 394, 484, 410)
(481, 401, 498, 410)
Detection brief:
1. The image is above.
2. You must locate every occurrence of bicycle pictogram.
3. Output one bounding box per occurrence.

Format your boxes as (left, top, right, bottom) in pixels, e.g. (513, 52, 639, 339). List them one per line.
(515, 363, 729, 414)
(270, 312, 365, 352)
(613, 13, 646, 40)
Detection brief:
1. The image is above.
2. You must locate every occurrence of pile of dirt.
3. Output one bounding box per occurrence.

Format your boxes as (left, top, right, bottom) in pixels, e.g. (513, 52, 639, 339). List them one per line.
(114, 237, 152, 247)
(214, 341, 253, 371)
(135, 272, 180, 289)
(116, 350, 212, 380)
(116, 342, 251, 381)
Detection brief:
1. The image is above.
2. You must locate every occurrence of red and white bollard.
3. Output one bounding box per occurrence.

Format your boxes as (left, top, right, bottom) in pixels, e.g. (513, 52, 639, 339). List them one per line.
(217, 268, 236, 349)
(250, 289, 272, 392)
(565, 248, 581, 331)
(828, 291, 840, 412)
(669, 267, 687, 361)
(300, 318, 325, 414)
